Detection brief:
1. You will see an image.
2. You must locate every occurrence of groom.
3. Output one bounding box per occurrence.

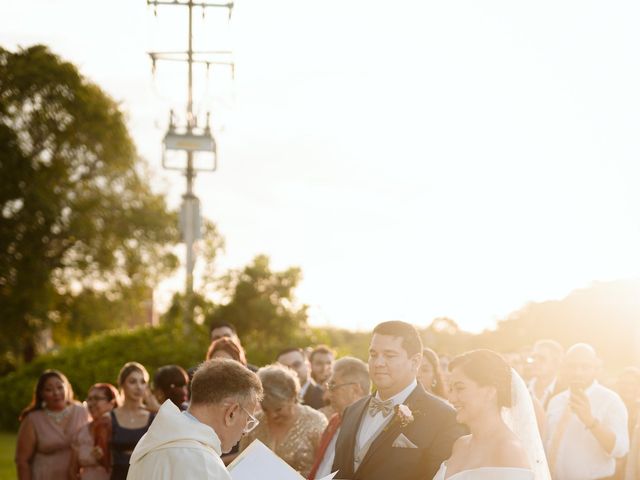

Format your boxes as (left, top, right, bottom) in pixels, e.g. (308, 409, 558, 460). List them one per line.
(331, 321, 464, 480)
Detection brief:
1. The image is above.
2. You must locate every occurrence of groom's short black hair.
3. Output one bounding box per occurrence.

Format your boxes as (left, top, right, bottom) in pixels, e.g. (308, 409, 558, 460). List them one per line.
(372, 321, 423, 357)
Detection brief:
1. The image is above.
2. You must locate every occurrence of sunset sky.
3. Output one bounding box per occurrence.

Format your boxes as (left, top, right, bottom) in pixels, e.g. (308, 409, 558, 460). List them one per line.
(3, 0, 640, 332)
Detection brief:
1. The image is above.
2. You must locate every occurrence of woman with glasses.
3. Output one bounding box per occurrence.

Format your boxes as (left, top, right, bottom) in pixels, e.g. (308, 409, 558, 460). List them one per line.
(70, 383, 119, 480)
(240, 364, 328, 477)
(15, 370, 90, 480)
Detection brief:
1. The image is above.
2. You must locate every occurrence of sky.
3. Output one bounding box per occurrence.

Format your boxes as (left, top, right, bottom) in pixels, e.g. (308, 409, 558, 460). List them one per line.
(3, 1, 640, 332)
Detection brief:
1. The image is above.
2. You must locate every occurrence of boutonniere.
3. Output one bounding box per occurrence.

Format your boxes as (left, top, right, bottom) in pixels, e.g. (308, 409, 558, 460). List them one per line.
(395, 404, 414, 427)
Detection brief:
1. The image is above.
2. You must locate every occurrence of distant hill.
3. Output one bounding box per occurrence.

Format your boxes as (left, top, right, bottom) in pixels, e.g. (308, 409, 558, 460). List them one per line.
(469, 278, 640, 369)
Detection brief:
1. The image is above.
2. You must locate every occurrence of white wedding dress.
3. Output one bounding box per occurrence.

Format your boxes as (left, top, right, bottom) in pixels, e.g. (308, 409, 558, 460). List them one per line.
(433, 463, 534, 480)
(432, 369, 550, 480)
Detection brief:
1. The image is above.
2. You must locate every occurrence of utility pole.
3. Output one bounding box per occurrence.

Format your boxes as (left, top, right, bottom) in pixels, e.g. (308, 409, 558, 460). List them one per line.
(146, 0, 234, 330)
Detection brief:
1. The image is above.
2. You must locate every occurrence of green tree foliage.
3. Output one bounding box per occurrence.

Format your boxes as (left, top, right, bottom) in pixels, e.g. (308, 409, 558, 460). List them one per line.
(422, 317, 473, 356)
(0, 45, 178, 367)
(206, 254, 310, 365)
(198, 218, 226, 297)
(0, 324, 359, 432)
(312, 327, 371, 361)
(160, 218, 225, 327)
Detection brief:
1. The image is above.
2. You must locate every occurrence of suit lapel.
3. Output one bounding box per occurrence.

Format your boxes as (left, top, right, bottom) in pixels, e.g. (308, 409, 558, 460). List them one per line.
(340, 395, 372, 478)
(303, 385, 312, 405)
(355, 385, 426, 475)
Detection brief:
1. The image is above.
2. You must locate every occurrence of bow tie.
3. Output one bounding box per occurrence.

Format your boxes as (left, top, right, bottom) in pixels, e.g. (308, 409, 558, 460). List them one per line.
(368, 397, 394, 417)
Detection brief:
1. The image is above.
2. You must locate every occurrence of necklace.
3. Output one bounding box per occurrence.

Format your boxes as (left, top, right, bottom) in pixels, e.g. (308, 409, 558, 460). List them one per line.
(120, 408, 140, 424)
(45, 406, 69, 424)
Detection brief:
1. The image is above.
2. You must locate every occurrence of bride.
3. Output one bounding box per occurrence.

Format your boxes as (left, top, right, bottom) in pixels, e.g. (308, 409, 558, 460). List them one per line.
(433, 349, 551, 480)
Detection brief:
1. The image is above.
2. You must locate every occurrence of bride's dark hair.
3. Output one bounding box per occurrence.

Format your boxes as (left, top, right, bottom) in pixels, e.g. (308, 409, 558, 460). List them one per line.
(449, 349, 512, 408)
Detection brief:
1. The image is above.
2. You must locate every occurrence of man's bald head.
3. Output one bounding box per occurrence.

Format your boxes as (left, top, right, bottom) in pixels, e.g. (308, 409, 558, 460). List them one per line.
(563, 343, 600, 388)
(565, 343, 597, 359)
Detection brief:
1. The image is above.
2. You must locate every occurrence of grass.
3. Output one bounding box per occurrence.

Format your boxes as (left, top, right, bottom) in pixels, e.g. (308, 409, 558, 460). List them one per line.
(0, 431, 16, 480)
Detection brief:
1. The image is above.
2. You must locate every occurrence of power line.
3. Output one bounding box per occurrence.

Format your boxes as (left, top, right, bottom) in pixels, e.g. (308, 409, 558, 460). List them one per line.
(146, 0, 234, 329)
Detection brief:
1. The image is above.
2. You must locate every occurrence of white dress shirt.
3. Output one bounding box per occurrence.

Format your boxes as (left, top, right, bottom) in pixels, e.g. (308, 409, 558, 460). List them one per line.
(528, 377, 557, 408)
(356, 379, 417, 453)
(315, 426, 340, 479)
(545, 381, 629, 480)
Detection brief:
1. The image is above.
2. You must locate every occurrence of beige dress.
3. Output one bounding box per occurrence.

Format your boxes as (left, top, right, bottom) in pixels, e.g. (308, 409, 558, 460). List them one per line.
(27, 404, 90, 479)
(240, 404, 328, 477)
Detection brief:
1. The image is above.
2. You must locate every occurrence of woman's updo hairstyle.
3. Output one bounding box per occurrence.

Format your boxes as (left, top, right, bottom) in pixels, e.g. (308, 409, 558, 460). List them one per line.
(257, 364, 300, 407)
(449, 349, 512, 408)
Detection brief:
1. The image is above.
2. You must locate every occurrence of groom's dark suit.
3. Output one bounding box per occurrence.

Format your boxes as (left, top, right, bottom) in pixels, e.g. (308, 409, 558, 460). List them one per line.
(331, 383, 464, 480)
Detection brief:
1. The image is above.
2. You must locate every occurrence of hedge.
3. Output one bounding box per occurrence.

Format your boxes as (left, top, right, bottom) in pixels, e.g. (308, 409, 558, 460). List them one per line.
(0, 322, 210, 431)
(0, 322, 371, 431)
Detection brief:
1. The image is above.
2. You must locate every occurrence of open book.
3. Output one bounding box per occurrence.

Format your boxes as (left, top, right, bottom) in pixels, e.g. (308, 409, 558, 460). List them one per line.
(228, 439, 338, 480)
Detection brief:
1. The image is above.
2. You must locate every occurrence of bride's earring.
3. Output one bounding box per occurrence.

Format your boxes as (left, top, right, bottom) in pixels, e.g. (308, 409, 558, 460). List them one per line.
(41, 401, 47, 408)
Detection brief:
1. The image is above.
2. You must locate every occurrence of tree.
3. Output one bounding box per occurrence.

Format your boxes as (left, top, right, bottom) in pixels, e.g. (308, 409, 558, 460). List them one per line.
(0, 45, 178, 367)
(159, 217, 225, 328)
(422, 317, 472, 355)
(471, 279, 640, 369)
(205, 254, 309, 365)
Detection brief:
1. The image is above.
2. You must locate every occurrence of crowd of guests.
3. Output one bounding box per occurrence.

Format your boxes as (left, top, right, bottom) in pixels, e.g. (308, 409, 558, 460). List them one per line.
(13, 320, 640, 480)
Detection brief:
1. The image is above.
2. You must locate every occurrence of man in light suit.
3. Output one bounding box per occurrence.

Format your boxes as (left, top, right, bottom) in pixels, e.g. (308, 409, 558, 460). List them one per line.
(331, 321, 465, 480)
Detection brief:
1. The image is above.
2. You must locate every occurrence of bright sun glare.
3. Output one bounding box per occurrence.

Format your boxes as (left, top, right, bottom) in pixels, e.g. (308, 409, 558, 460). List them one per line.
(2, 0, 640, 332)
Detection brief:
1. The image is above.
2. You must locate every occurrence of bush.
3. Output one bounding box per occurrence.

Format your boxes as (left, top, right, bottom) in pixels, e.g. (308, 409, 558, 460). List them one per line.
(0, 321, 371, 431)
(0, 322, 210, 431)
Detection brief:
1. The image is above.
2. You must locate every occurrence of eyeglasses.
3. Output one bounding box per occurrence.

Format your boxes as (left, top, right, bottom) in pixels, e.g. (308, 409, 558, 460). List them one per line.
(86, 395, 108, 403)
(326, 382, 357, 392)
(241, 405, 259, 434)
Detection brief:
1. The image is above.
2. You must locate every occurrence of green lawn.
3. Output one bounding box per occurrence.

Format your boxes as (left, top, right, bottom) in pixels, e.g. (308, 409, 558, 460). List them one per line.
(0, 432, 16, 480)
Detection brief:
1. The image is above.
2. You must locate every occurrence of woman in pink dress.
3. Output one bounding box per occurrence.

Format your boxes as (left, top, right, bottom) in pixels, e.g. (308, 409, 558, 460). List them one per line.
(15, 369, 90, 480)
(70, 383, 120, 480)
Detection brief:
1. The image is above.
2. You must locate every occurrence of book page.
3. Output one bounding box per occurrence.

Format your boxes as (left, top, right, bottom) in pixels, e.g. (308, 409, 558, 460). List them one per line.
(228, 440, 338, 480)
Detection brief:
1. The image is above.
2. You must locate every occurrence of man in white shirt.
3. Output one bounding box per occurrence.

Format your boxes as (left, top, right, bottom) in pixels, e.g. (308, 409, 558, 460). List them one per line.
(128, 359, 263, 479)
(528, 339, 564, 409)
(309, 357, 370, 479)
(545, 343, 629, 480)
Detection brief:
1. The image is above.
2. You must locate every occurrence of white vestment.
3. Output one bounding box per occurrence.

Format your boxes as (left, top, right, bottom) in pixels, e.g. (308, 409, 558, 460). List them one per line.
(127, 400, 231, 480)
